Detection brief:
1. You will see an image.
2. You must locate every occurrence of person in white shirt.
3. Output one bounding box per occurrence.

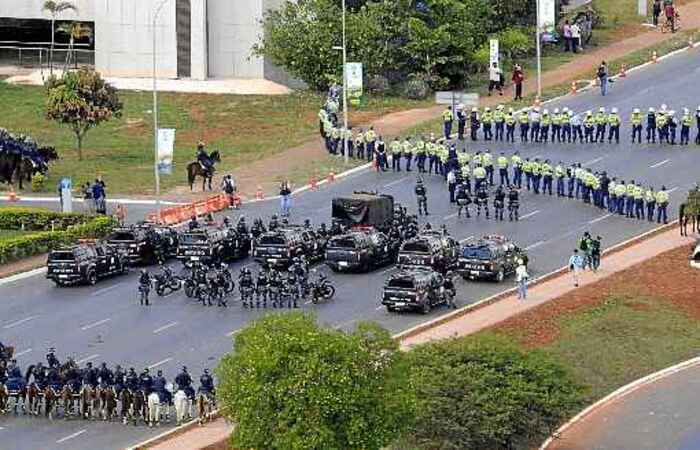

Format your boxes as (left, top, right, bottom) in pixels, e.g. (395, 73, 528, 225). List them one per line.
(515, 259, 529, 300)
(568, 249, 585, 287)
(570, 23, 581, 53)
(488, 62, 503, 96)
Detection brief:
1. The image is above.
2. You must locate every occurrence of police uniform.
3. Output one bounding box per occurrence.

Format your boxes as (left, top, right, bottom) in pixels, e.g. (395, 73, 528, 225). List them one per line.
(668, 111, 678, 145)
(531, 159, 541, 194)
(505, 108, 516, 143)
(570, 111, 583, 143)
(541, 160, 553, 195)
(567, 163, 577, 198)
(561, 108, 572, 142)
(482, 151, 494, 185)
(583, 111, 595, 143)
(365, 127, 377, 161)
(681, 110, 693, 145)
(442, 107, 453, 139)
(656, 188, 669, 223)
(615, 182, 627, 215)
(608, 178, 618, 213)
(455, 182, 471, 218)
(695, 106, 700, 145)
(494, 105, 505, 141)
(607, 108, 621, 143)
(508, 187, 520, 221)
(415, 138, 427, 173)
(530, 108, 541, 142)
(646, 108, 657, 143)
(473, 165, 487, 192)
(355, 129, 365, 159)
(511, 153, 522, 188)
(540, 110, 551, 143)
(555, 163, 566, 197)
(457, 106, 467, 140)
(551, 108, 562, 142)
(645, 188, 656, 222)
(402, 138, 413, 171)
(657, 111, 668, 143)
(493, 187, 506, 221)
(497, 153, 509, 186)
(470, 107, 480, 141)
(414, 179, 428, 215)
(633, 184, 645, 220)
(482, 107, 493, 140)
(523, 158, 532, 191)
(376, 138, 387, 171)
(594, 108, 607, 143)
(476, 186, 489, 218)
(630, 109, 643, 143)
(390, 139, 402, 172)
(518, 111, 530, 142)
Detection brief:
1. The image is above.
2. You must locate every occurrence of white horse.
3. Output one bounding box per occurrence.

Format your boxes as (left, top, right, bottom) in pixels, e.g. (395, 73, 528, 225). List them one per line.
(147, 392, 161, 427)
(173, 389, 191, 425)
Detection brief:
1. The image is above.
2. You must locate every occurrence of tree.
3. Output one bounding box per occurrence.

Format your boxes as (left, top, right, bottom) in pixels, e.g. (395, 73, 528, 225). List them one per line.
(42, 1, 77, 75)
(57, 22, 92, 71)
(45, 69, 123, 161)
(216, 313, 415, 450)
(406, 334, 584, 450)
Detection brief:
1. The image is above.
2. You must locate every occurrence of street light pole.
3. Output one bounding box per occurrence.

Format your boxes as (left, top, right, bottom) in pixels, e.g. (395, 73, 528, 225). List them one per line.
(152, 0, 169, 215)
(341, 0, 349, 165)
(535, 0, 542, 100)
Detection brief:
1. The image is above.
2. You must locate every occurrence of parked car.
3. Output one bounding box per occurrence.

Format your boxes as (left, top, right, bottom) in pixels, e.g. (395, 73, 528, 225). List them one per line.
(382, 267, 455, 314)
(325, 228, 398, 272)
(253, 226, 325, 268)
(46, 242, 127, 286)
(105, 223, 178, 265)
(397, 231, 459, 273)
(457, 235, 526, 282)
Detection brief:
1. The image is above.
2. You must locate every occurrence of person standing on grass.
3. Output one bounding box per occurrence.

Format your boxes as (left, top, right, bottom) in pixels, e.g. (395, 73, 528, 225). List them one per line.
(279, 180, 292, 217)
(562, 20, 572, 52)
(512, 64, 524, 101)
(568, 249, 585, 287)
(664, 1, 676, 33)
(653, 0, 662, 26)
(515, 259, 529, 300)
(488, 62, 503, 96)
(570, 22, 581, 53)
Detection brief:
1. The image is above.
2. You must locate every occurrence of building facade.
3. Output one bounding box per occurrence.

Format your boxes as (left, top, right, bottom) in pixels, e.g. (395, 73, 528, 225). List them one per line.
(0, 0, 291, 84)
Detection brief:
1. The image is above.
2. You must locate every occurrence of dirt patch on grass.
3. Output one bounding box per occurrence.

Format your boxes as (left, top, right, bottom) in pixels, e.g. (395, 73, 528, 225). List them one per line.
(495, 244, 700, 347)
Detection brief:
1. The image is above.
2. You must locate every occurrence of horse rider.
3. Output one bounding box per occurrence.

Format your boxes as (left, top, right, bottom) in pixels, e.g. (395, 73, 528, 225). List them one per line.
(153, 370, 170, 404)
(139, 368, 154, 395)
(188, 215, 200, 231)
(46, 364, 61, 389)
(7, 359, 21, 379)
(113, 365, 126, 394)
(125, 368, 139, 392)
(5, 360, 25, 393)
(198, 369, 215, 400)
(0, 340, 7, 361)
(46, 347, 60, 369)
(98, 362, 114, 386)
(176, 366, 195, 399)
(32, 361, 48, 389)
(82, 361, 99, 388)
(139, 269, 152, 306)
(196, 142, 213, 171)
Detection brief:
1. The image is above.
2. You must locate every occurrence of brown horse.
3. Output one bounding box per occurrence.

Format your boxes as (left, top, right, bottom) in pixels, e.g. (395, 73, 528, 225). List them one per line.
(679, 202, 700, 236)
(60, 384, 80, 418)
(196, 392, 215, 425)
(42, 385, 59, 420)
(79, 384, 97, 419)
(98, 385, 118, 421)
(130, 389, 147, 425)
(25, 382, 41, 416)
(187, 151, 220, 191)
(119, 388, 133, 425)
(0, 384, 8, 414)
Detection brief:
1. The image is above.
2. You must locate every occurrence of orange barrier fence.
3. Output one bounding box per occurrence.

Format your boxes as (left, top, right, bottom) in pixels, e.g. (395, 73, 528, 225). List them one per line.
(149, 193, 234, 226)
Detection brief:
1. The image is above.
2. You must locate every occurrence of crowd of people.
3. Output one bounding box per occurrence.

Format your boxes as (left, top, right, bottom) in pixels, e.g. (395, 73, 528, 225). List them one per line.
(79, 178, 108, 215)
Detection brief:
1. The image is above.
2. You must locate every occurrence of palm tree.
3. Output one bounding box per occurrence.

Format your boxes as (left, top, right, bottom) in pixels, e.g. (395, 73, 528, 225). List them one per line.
(42, 1, 77, 75)
(58, 22, 92, 72)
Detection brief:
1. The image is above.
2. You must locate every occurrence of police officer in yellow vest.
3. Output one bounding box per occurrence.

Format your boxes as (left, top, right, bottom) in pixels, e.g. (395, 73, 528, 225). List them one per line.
(364, 126, 377, 162)
(494, 105, 505, 141)
(607, 107, 621, 144)
(402, 137, 413, 172)
(482, 107, 493, 141)
(541, 159, 554, 195)
(630, 108, 643, 143)
(594, 107, 607, 144)
(633, 183, 645, 220)
(680, 108, 693, 145)
(497, 152, 509, 186)
(355, 128, 365, 159)
(614, 180, 627, 215)
(511, 152, 523, 188)
(523, 157, 533, 191)
(473, 164, 487, 192)
(482, 150, 494, 185)
(415, 136, 427, 173)
(625, 180, 637, 218)
(519, 110, 530, 142)
(389, 137, 402, 172)
(330, 126, 341, 155)
(695, 106, 700, 145)
(505, 107, 516, 143)
(460, 159, 472, 193)
(645, 186, 656, 222)
(531, 158, 542, 194)
(551, 108, 562, 143)
(656, 109, 668, 143)
(426, 138, 437, 175)
(655, 186, 669, 224)
(584, 111, 595, 143)
(442, 106, 453, 140)
(555, 161, 566, 197)
(561, 107, 572, 143)
(540, 109, 551, 143)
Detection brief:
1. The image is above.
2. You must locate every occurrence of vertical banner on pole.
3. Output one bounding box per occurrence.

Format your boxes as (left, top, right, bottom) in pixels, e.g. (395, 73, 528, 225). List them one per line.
(638, 0, 647, 17)
(157, 128, 175, 175)
(489, 39, 499, 67)
(345, 62, 363, 106)
(60, 177, 72, 213)
(538, 0, 556, 42)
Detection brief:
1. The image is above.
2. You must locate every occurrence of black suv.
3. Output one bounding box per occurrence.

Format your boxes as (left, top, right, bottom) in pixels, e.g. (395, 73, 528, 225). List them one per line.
(382, 267, 455, 314)
(457, 235, 526, 282)
(325, 228, 398, 272)
(46, 243, 127, 286)
(397, 231, 459, 273)
(105, 224, 178, 265)
(253, 226, 325, 268)
(177, 228, 230, 263)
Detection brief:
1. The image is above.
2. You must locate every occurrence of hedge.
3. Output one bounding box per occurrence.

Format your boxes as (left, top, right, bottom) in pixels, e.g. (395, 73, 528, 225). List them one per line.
(0, 216, 117, 264)
(0, 207, 88, 231)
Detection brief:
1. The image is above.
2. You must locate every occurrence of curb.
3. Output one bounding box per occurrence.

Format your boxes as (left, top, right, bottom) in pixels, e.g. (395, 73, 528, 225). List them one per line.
(395, 219, 679, 345)
(128, 410, 222, 450)
(539, 355, 700, 450)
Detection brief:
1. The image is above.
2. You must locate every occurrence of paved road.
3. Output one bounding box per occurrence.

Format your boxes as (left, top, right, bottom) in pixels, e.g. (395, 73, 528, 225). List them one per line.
(0, 47, 699, 450)
(550, 363, 700, 450)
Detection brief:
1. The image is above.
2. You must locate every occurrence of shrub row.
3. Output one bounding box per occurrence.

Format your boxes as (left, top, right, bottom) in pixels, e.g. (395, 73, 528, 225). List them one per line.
(0, 216, 117, 264)
(0, 207, 89, 232)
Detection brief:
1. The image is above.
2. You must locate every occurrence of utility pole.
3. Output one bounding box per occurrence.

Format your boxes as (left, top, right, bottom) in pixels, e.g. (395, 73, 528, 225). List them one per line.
(152, 0, 169, 214)
(535, 0, 542, 100)
(341, 0, 349, 164)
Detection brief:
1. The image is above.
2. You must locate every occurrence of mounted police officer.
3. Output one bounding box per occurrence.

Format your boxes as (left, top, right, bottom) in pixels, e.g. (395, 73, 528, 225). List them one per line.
(176, 366, 194, 398)
(199, 369, 215, 400)
(113, 365, 125, 393)
(98, 362, 113, 386)
(125, 368, 139, 392)
(82, 361, 99, 388)
(46, 347, 60, 369)
(196, 142, 212, 171)
(139, 368, 154, 394)
(415, 177, 428, 216)
(153, 370, 170, 404)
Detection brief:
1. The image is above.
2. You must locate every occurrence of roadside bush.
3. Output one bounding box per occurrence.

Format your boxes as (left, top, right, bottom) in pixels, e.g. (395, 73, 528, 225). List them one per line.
(0, 215, 117, 264)
(402, 74, 431, 100)
(405, 334, 584, 450)
(367, 75, 391, 95)
(31, 173, 47, 192)
(0, 207, 86, 231)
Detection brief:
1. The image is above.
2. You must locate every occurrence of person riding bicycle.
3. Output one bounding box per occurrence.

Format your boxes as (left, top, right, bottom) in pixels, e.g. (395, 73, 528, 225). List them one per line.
(198, 369, 215, 399)
(153, 370, 170, 404)
(138, 269, 152, 306)
(176, 366, 195, 399)
(125, 367, 139, 392)
(46, 347, 60, 369)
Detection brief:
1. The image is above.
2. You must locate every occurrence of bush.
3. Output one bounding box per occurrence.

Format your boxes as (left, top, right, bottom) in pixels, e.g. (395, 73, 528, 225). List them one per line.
(31, 173, 47, 192)
(402, 74, 431, 100)
(0, 215, 117, 264)
(0, 207, 87, 231)
(406, 334, 584, 450)
(367, 75, 391, 95)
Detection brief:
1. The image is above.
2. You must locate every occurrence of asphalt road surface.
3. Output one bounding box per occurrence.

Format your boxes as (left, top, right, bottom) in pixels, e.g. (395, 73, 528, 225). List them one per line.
(1, 47, 699, 450)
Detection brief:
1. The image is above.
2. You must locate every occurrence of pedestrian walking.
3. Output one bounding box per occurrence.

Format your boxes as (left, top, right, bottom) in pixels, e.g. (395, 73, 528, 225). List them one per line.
(568, 249, 585, 287)
(221, 174, 237, 208)
(562, 20, 572, 51)
(279, 180, 292, 217)
(570, 22, 581, 53)
(597, 61, 609, 96)
(652, 0, 662, 26)
(92, 179, 106, 215)
(664, 1, 676, 32)
(488, 62, 503, 96)
(511, 64, 524, 101)
(515, 259, 529, 300)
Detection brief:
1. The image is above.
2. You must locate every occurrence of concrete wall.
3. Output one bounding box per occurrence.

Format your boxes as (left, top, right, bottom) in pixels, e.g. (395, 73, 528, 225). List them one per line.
(0, 0, 94, 21)
(207, 0, 263, 78)
(94, 0, 178, 78)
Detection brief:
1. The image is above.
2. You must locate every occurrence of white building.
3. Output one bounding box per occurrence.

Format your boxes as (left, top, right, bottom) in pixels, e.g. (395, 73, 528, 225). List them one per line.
(0, 0, 294, 85)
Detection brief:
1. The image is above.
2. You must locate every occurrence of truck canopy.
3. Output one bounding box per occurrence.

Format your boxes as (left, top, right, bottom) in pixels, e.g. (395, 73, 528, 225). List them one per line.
(332, 193, 394, 229)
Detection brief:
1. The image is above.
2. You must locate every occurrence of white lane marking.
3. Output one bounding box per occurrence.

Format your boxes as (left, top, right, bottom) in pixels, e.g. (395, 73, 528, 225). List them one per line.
(443, 212, 458, 220)
(383, 177, 408, 188)
(76, 354, 99, 364)
(94, 284, 121, 296)
(650, 159, 670, 168)
(525, 240, 547, 250)
(3, 315, 37, 329)
(56, 429, 87, 444)
(459, 235, 474, 243)
(520, 210, 540, 220)
(147, 357, 173, 370)
(0, 267, 47, 287)
(153, 321, 179, 334)
(583, 156, 605, 166)
(226, 329, 241, 337)
(668, 186, 679, 193)
(589, 213, 613, 224)
(379, 267, 396, 275)
(15, 348, 32, 357)
(80, 318, 111, 331)
(375, 305, 385, 310)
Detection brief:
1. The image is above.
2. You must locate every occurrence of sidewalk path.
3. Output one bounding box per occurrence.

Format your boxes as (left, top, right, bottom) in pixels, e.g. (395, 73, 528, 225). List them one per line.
(232, 0, 700, 198)
(400, 228, 694, 349)
(145, 419, 233, 450)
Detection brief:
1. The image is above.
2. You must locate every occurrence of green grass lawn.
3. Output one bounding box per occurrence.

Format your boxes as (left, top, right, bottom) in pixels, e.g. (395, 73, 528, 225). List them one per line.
(0, 82, 429, 195)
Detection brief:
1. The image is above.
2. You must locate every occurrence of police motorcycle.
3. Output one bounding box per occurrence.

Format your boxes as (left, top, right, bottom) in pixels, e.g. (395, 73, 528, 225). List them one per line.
(154, 265, 182, 296)
(308, 269, 336, 304)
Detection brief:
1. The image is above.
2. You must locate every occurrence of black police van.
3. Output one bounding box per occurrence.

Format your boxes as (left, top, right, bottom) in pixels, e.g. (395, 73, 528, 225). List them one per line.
(253, 226, 325, 268)
(457, 235, 526, 282)
(381, 267, 454, 314)
(46, 242, 127, 286)
(397, 231, 459, 273)
(105, 223, 178, 265)
(176, 228, 231, 263)
(325, 229, 398, 272)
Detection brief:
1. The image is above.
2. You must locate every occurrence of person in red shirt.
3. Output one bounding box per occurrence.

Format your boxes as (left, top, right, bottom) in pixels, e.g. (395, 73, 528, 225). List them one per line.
(511, 64, 524, 101)
(664, 3, 676, 32)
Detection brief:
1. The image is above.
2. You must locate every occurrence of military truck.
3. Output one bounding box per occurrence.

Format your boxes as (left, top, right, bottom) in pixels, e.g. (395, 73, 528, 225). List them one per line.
(331, 192, 395, 232)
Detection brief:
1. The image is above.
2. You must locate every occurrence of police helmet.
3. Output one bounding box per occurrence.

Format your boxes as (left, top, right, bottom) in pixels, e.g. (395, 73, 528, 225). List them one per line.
(416, 177, 423, 184)
(204, 369, 210, 374)
(669, 110, 675, 115)
(611, 107, 618, 113)
(649, 107, 655, 112)
(661, 103, 668, 110)
(697, 106, 700, 110)
(562, 107, 569, 112)
(586, 110, 592, 116)
(271, 214, 278, 220)
(683, 108, 689, 114)
(543, 109, 549, 114)
(553, 108, 559, 113)
(485, 107, 491, 112)
(534, 106, 540, 112)
(221, 263, 227, 269)
(599, 107, 605, 112)
(471, 107, 478, 112)
(633, 108, 640, 113)
(141, 269, 148, 274)
(497, 104, 504, 110)
(508, 107, 514, 113)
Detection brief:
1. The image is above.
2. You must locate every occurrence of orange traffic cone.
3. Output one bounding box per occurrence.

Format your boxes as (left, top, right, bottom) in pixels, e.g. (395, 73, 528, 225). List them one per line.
(619, 64, 627, 77)
(652, 51, 658, 63)
(570, 81, 577, 94)
(255, 186, 263, 200)
(327, 170, 336, 183)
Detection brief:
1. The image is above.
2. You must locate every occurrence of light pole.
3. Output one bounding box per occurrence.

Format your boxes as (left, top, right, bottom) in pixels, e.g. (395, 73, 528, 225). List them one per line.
(535, 0, 542, 100)
(333, 0, 349, 165)
(152, 0, 169, 214)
